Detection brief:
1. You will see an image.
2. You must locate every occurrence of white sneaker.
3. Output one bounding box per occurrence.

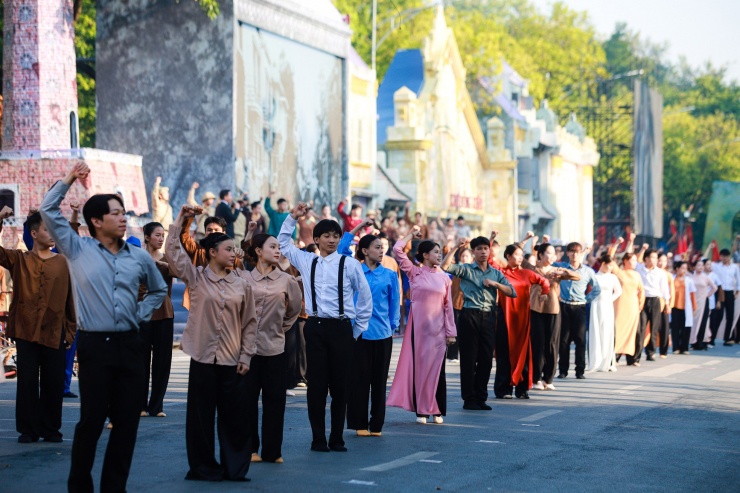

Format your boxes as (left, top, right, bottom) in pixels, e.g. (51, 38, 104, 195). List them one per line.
(296, 382, 307, 388)
(433, 416, 444, 424)
(532, 381, 545, 390)
(448, 359, 459, 364)
(416, 417, 427, 424)
(286, 390, 296, 396)
(544, 383, 556, 391)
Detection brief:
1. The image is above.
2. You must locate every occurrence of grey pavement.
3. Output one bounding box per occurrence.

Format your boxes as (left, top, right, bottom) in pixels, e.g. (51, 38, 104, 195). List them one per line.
(1, 341, 739, 492)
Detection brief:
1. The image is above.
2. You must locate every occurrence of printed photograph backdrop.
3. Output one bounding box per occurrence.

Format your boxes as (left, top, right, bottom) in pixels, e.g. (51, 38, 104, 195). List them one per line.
(235, 23, 345, 206)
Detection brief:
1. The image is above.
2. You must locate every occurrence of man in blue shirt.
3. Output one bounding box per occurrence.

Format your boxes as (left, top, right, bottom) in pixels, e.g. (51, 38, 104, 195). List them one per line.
(554, 242, 600, 379)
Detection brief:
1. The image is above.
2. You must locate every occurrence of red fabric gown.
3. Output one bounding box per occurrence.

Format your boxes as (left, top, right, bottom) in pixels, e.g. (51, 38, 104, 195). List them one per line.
(499, 266, 550, 388)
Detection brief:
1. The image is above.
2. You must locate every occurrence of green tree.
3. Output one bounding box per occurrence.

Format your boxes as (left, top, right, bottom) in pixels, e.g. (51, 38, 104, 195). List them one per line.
(75, 1, 96, 147)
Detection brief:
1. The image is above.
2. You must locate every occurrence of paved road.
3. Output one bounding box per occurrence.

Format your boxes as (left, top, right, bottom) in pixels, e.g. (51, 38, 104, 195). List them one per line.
(1, 341, 739, 492)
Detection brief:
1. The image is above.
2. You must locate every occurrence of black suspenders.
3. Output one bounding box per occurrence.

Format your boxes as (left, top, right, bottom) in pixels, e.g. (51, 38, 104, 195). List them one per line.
(310, 255, 346, 318)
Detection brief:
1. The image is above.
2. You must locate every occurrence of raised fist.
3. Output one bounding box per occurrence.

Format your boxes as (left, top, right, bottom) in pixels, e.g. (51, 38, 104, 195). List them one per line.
(0, 206, 13, 220)
(248, 221, 258, 232)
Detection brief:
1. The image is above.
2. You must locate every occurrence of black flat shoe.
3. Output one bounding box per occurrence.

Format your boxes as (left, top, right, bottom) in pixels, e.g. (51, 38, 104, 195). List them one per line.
(43, 435, 63, 443)
(18, 434, 39, 444)
(515, 392, 530, 399)
(329, 444, 348, 452)
(63, 392, 78, 398)
(311, 442, 330, 452)
(557, 373, 567, 379)
(463, 401, 482, 410)
(576, 374, 586, 380)
(478, 402, 493, 410)
(646, 356, 656, 361)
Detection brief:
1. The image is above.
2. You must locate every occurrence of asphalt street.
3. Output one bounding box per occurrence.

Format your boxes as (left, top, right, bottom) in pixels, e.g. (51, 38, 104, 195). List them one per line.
(1, 341, 739, 492)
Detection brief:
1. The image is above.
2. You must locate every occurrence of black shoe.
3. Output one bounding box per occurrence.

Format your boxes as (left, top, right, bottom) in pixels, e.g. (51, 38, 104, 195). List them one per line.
(515, 392, 530, 399)
(311, 442, 330, 452)
(646, 355, 655, 361)
(43, 435, 63, 443)
(557, 373, 567, 379)
(723, 341, 735, 347)
(463, 401, 482, 410)
(329, 444, 348, 452)
(18, 434, 39, 444)
(63, 392, 78, 399)
(478, 402, 493, 411)
(576, 374, 586, 380)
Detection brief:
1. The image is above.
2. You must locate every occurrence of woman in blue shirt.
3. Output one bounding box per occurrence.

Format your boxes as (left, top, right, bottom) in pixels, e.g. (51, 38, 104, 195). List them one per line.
(344, 234, 401, 436)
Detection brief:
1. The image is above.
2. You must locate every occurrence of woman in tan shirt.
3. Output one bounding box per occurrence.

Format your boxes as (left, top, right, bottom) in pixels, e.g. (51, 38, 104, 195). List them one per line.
(166, 214, 258, 483)
(241, 233, 302, 464)
(525, 243, 579, 390)
(140, 222, 174, 418)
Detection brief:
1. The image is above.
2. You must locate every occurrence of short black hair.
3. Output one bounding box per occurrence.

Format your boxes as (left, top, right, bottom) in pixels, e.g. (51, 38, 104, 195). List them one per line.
(219, 189, 231, 200)
(313, 219, 342, 242)
(720, 248, 731, 256)
(644, 248, 659, 258)
(469, 236, 490, 250)
(204, 216, 227, 231)
(277, 198, 287, 205)
(376, 231, 388, 240)
(599, 254, 613, 265)
(673, 260, 685, 270)
(24, 212, 43, 232)
(456, 215, 465, 221)
(350, 203, 362, 211)
(250, 201, 261, 209)
(566, 242, 582, 253)
(414, 240, 439, 263)
(82, 194, 125, 238)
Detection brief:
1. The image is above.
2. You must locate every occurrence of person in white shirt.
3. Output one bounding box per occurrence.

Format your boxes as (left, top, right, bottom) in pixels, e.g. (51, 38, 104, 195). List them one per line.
(704, 259, 725, 347)
(634, 249, 671, 363)
(278, 203, 372, 453)
(712, 248, 740, 345)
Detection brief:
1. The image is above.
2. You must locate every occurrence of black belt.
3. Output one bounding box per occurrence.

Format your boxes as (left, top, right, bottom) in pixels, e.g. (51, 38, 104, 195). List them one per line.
(462, 307, 494, 314)
(78, 329, 137, 336)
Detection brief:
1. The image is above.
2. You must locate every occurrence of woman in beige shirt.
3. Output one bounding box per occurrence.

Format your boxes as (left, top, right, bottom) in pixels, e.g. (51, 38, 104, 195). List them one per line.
(166, 216, 258, 483)
(140, 221, 175, 418)
(525, 243, 580, 390)
(241, 233, 302, 464)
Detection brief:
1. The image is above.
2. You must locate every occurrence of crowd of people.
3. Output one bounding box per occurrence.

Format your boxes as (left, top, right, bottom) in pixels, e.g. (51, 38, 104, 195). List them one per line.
(2, 164, 740, 491)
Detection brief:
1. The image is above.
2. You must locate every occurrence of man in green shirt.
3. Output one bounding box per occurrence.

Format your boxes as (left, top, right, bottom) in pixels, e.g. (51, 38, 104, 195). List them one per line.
(442, 236, 516, 411)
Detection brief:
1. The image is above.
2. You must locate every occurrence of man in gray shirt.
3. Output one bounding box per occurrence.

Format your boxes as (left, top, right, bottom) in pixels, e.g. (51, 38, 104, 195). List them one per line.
(40, 163, 167, 493)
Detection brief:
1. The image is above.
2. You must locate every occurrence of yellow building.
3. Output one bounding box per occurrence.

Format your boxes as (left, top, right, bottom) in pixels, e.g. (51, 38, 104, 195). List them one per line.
(376, 7, 518, 243)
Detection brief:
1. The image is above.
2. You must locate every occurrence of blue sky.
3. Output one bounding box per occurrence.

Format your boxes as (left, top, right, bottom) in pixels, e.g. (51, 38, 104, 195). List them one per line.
(531, 0, 739, 82)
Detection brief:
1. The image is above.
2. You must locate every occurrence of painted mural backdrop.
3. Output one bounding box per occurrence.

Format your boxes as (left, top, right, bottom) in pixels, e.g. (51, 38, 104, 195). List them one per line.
(235, 23, 344, 207)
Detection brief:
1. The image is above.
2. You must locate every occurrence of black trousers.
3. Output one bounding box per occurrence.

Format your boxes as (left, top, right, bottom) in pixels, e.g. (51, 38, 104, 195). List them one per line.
(447, 309, 461, 360)
(670, 308, 690, 353)
(68, 331, 146, 493)
(285, 318, 307, 388)
(245, 352, 287, 462)
(304, 317, 353, 448)
(140, 318, 173, 415)
(709, 294, 723, 345)
(642, 297, 667, 358)
(457, 308, 495, 404)
(693, 302, 711, 350)
(721, 290, 736, 342)
(185, 359, 250, 481)
(346, 336, 392, 432)
(558, 303, 587, 377)
(15, 338, 65, 439)
(531, 311, 561, 384)
(493, 309, 529, 397)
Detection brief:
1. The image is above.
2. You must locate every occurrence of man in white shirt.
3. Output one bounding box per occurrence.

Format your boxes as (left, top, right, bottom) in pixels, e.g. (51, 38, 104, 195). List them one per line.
(713, 249, 740, 345)
(634, 249, 671, 363)
(704, 260, 724, 347)
(278, 202, 372, 453)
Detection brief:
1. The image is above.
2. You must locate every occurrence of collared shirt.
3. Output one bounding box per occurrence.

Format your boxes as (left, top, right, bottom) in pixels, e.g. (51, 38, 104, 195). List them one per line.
(241, 266, 302, 356)
(526, 264, 581, 314)
(360, 263, 400, 340)
(338, 232, 403, 306)
(554, 262, 601, 303)
(712, 261, 740, 291)
(167, 225, 258, 366)
(0, 248, 76, 348)
(40, 181, 167, 332)
(445, 262, 515, 311)
(279, 216, 372, 338)
(635, 263, 671, 301)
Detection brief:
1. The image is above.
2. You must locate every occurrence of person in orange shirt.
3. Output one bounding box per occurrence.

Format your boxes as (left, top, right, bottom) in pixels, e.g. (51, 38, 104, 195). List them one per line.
(671, 261, 697, 354)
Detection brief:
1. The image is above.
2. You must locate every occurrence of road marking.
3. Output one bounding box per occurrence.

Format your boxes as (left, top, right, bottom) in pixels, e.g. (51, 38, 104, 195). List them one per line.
(518, 410, 562, 422)
(635, 364, 699, 377)
(475, 440, 504, 444)
(419, 459, 443, 463)
(520, 424, 540, 427)
(614, 385, 642, 394)
(712, 370, 740, 383)
(702, 360, 722, 366)
(343, 480, 377, 486)
(362, 452, 439, 472)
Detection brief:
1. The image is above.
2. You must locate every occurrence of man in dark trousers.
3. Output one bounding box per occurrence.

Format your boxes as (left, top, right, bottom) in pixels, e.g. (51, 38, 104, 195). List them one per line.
(40, 163, 167, 493)
(0, 207, 76, 443)
(215, 189, 242, 238)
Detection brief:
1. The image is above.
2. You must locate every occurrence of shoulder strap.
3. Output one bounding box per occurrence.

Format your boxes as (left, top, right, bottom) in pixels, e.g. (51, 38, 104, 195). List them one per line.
(338, 255, 346, 318)
(310, 257, 319, 316)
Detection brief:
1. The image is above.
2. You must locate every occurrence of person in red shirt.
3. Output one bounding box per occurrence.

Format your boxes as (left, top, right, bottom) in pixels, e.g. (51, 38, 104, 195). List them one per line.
(337, 197, 364, 233)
